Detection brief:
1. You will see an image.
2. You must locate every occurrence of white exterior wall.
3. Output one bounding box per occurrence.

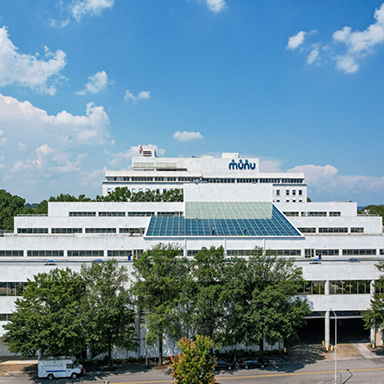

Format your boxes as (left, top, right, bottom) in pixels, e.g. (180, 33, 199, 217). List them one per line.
(0, 154, 383, 356)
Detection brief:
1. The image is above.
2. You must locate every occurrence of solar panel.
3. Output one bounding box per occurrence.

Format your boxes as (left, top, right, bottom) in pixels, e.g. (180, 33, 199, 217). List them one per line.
(146, 202, 301, 237)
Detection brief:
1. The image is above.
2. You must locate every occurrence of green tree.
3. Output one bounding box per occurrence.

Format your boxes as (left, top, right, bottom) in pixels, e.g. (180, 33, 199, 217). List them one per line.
(0, 189, 35, 231)
(3, 268, 86, 357)
(131, 243, 186, 366)
(81, 259, 137, 368)
(99, 187, 131, 202)
(171, 335, 216, 384)
(187, 247, 231, 348)
(364, 261, 384, 331)
(226, 252, 310, 356)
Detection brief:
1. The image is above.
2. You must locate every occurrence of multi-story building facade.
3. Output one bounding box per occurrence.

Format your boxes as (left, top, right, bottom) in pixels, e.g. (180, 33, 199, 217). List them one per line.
(0, 152, 383, 356)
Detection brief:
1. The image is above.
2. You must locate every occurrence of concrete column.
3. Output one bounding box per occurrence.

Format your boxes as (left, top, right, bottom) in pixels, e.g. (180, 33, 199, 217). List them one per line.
(325, 280, 330, 295)
(184, 239, 187, 257)
(135, 310, 141, 358)
(86, 343, 92, 360)
(370, 327, 376, 346)
(223, 238, 227, 257)
(325, 310, 330, 350)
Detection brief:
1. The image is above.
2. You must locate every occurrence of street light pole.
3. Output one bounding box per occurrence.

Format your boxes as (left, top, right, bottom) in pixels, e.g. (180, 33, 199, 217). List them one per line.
(330, 308, 337, 384)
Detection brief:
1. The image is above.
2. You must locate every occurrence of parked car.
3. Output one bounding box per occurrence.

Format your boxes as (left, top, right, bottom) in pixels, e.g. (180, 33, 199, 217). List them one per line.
(213, 358, 234, 371)
(238, 359, 267, 369)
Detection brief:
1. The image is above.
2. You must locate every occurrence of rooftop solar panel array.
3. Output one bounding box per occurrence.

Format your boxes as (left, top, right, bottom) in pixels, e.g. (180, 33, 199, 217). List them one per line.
(146, 202, 301, 237)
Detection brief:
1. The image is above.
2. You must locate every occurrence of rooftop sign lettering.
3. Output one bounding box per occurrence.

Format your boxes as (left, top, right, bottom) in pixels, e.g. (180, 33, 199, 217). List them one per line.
(229, 159, 256, 170)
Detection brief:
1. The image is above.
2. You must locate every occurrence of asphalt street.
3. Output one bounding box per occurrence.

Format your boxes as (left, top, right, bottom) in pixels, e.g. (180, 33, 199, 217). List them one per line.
(2, 358, 384, 384)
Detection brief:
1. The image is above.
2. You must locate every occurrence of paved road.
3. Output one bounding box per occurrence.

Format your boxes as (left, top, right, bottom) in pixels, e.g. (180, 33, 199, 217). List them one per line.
(2, 358, 384, 384)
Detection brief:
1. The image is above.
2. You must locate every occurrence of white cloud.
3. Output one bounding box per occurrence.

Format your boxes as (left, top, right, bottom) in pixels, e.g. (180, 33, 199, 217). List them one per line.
(307, 47, 320, 64)
(109, 144, 165, 166)
(206, 0, 227, 13)
(71, 0, 114, 22)
(287, 164, 384, 203)
(332, 4, 384, 73)
(287, 31, 307, 50)
(50, 18, 71, 28)
(124, 90, 151, 102)
(77, 71, 109, 95)
(0, 93, 112, 146)
(173, 131, 204, 142)
(0, 27, 66, 95)
(289, 4, 384, 73)
(0, 93, 115, 201)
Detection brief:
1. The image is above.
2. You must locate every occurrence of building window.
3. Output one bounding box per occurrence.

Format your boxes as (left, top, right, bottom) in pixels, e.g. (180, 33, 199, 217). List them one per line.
(99, 212, 125, 217)
(0, 282, 28, 296)
(132, 188, 136, 193)
(17, 228, 48, 234)
(283, 212, 299, 217)
(298, 281, 325, 295)
(299, 190, 302, 196)
(329, 212, 341, 217)
(108, 250, 132, 257)
(69, 212, 96, 217)
(302, 212, 327, 217)
(119, 228, 145, 235)
(85, 228, 116, 234)
(316, 249, 339, 256)
(157, 212, 183, 217)
(27, 250, 64, 257)
(67, 250, 104, 257)
(276, 190, 280, 196)
(342, 249, 376, 256)
(304, 249, 315, 258)
(268, 250, 301, 256)
(286, 190, 289, 196)
(0, 250, 24, 257)
(51, 228, 82, 234)
(292, 190, 296, 196)
(319, 228, 348, 233)
(299, 228, 316, 233)
(187, 250, 200, 256)
(128, 212, 155, 217)
(330, 280, 371, 294)
(286, 200, 289, 203)
(351, 227, 364, 233)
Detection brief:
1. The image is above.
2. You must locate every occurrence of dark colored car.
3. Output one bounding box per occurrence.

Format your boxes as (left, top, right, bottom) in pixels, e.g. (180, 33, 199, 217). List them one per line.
(213, 359, 234, 371)
(238, 359, 268, 369)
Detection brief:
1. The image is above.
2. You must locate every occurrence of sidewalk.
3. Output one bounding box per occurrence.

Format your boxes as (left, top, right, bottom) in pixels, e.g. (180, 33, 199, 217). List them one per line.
(0, 359, 37, 378)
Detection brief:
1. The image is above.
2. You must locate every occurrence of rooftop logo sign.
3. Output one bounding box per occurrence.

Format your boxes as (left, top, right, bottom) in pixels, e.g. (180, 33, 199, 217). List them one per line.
(229, 159, 256, 170)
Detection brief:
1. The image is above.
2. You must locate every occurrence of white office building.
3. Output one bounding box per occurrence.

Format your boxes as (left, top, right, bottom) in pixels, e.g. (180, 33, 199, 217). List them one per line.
(0, 152, 383, 356)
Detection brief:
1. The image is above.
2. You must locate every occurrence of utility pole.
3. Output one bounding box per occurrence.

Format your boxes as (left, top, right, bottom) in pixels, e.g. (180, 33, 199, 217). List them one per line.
(330, 308, 337, 384)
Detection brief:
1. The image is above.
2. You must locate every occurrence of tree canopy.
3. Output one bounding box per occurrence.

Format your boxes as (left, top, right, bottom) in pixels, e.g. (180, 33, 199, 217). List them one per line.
(81, 259, 137, 368)
(225, 253, 311, 354)
(131, 243, 186, 365)
(171, 335, 216, 384)
(3, 268, 86, 357)
(364, 261, 384, 331)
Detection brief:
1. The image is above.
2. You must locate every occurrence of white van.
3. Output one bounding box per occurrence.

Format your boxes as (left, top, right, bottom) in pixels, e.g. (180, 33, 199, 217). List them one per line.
(38, 356, 84, 380)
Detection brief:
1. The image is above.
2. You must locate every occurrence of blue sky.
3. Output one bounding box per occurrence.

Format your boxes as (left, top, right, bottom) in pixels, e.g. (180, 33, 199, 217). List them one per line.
(0, 0, 383, 205)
